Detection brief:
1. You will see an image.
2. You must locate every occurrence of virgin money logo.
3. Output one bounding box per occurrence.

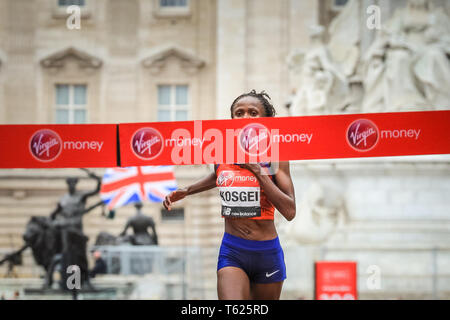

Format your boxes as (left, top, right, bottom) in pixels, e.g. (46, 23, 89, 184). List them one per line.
(217, 170, 234, 187)
(238, 123, 271, 156)
(29, 129, 62, 162)
(346, 119, 379, 152)
(131, 127, 164, 160)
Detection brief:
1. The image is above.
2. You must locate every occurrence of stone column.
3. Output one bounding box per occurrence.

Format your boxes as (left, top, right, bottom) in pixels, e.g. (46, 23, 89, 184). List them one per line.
(216, 0, 247, 119)
(5, 0, 37, 124)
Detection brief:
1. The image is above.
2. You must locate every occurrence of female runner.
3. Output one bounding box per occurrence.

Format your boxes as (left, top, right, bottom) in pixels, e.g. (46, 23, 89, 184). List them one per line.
(163, 90, 296, 300)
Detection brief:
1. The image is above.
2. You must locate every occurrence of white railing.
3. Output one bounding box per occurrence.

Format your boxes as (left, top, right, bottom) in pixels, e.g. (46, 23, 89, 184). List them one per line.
(91, 245, 214, 299)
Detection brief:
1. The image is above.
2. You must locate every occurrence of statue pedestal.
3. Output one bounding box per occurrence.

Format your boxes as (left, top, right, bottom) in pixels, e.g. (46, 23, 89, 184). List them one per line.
(23, 286, 118, 300)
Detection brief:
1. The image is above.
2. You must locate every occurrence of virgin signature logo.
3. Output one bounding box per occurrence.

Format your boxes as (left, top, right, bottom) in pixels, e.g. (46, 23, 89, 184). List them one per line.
(346, 119, 379, 151)
(131, 128, 164, 160)
(29, 129, 62, 162)
(217, 171, 234, 187)
(239, 123, 271, 156)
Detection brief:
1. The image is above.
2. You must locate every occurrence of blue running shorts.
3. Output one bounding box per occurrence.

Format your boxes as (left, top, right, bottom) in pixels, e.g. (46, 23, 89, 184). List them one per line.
(217, 232, 287, 284)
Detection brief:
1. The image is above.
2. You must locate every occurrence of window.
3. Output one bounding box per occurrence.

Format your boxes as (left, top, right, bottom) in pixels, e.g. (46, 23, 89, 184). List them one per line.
(160, 0, 187, 7)
(53, 0, 90, 19)
(154, 0, 190, 18)
(58, 0, 85, 6)
(55, 84, 87, 124)
(332, 0, 348, 9)
(157, 85, 189, 121)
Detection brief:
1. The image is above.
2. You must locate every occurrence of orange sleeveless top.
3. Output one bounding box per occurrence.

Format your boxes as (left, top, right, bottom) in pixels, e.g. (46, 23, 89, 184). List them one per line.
(215, 163, 275, 220)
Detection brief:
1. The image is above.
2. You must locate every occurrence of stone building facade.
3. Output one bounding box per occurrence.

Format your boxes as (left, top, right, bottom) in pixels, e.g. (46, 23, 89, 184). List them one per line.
(0, 0, 449, 299)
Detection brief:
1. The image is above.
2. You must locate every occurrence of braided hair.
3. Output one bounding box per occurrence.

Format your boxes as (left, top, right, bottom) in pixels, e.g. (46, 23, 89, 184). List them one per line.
(230, 90, 277, 118)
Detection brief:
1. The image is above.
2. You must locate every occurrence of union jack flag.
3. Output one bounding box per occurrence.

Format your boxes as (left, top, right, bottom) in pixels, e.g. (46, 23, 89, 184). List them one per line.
(100, 166, 177, 210)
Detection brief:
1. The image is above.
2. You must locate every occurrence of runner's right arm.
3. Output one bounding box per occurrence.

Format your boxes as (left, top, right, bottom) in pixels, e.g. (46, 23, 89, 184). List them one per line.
(163, 172, 217, 210)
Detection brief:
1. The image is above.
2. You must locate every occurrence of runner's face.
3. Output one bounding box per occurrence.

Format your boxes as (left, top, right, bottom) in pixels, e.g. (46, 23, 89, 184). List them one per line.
(231, 96, 266, 119)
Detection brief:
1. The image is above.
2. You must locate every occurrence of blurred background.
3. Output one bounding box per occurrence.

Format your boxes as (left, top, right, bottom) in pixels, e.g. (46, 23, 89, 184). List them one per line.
(0, 0, 449, 300)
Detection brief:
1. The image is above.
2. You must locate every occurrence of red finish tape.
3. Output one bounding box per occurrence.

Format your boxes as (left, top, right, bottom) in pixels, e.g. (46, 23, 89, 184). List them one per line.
(0, 124, 117, 168)
(119, 110, 450, 166)
(0, 111, 449, 168)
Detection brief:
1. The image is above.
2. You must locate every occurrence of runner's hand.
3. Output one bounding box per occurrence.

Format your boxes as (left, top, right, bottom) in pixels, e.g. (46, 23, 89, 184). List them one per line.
(163, 189, 188, 211)
(237, 163, 261, 175)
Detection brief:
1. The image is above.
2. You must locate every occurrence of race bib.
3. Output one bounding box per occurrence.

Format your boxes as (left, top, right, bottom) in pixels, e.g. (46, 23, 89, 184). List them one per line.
(219, 186, 261, 218)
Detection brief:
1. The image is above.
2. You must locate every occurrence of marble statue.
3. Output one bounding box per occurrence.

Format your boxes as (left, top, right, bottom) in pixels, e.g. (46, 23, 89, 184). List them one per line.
(288, 0, 450, 115)
(278, 183, 347, 245)
(287, 0, 365, 115)
(362, 0, 450, 112)
(289, 25, 349, 116)
(328, 0, 361, 78)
